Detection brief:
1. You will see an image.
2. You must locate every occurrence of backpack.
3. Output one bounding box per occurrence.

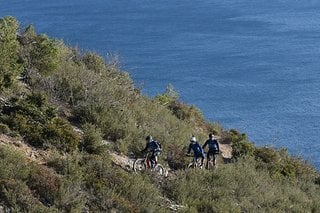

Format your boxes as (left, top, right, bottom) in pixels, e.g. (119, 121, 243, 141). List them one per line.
(149, 140, 161, 151)
(194, 142, 203, 154)
(208, 139, 218, 151)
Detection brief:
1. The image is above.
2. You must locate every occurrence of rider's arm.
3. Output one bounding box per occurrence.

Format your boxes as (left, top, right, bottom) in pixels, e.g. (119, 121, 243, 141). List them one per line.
(187, 143, 192, 154)
(216, 140, 220, 152)
(202, 140, 208, 149)
(141, 142, 149, 153)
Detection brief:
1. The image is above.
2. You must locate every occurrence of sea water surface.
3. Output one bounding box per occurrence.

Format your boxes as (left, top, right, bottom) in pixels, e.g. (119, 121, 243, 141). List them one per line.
(1, 0, 320, 169)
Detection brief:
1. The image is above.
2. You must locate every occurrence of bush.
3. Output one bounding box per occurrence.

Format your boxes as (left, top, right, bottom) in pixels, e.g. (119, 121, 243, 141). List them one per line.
(229, 129, 255, 160)
(0, 146, 30, 181)
(82, 154, 162, 212)
(255, 147, 280, 163)
(27, 165, 60, 206)
(82, 52, 106, 73)
(0, 16, 22, 89)
(168, 101, 203, 122)
(0, 179, 52, 212)
(0, 123, 10, 134)
(0, 95, 79, 151)
(155, 83, 179, 106)
(45, 117, 80, 152)
(28, 34, 58, 75)
(80, 123, 106, 154)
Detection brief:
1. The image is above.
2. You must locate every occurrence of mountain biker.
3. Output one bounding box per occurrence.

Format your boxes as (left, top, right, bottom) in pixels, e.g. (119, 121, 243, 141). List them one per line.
(202, 133, 220, 168)
(187, 136, 205, 167)
(141, 135, 162, 168)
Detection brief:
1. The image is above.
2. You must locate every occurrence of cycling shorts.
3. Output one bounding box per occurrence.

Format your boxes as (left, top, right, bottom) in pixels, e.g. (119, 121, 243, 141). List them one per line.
(207, 150, 218, 160)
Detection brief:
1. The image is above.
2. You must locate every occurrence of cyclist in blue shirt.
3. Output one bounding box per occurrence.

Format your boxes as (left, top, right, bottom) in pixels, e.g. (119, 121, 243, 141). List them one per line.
(187, 136, 205, 167)
(202, 133, 220, 168)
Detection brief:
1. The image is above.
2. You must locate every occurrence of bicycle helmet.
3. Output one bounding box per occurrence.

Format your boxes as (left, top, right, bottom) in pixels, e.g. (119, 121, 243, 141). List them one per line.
(190, 136, 196, 142)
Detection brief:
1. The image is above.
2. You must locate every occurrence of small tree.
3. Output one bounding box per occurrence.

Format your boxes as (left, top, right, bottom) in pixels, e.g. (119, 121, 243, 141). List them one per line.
(155, 83, 179, 105)
(0, 16, 22, 89)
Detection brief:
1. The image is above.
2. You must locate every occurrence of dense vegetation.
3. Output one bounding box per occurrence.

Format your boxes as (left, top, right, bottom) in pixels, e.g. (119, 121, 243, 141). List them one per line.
(0, 16, 319, 212)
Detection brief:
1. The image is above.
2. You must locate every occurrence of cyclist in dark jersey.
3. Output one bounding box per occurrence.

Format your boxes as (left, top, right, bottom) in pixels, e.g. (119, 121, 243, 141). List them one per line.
(187, 136, 205, 167)
(141, 135, 161, 168)
(202, 133, 220, 168)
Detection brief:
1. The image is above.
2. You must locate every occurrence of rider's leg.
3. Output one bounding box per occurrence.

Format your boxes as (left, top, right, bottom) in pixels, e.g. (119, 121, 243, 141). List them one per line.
(199, 153, 204, 166)
(154, 150, 160, 165)
(150, 152, 156, 168)
(206, 153, 211, 169)
(200, 156, 204, 166)
(193, 155, 198, 168)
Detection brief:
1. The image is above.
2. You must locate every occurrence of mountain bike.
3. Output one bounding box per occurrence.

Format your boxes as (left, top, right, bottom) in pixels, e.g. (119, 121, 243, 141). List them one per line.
(186, 153, 204, 169)
(205, 151, 220, 170)
(133, 152, 166, 176)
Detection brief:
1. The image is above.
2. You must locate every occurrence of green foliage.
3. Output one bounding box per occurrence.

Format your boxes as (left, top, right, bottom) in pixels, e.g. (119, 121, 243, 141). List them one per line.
(166, 159, 320, 212)
(19, 24, 37, 44)
(0, 179, 53, 212)
(155, 83, 179, 106)
(0, 123, 10, 134)
(80, 123, 106, 154)
(168, 101, 203, 121)
(28, 34, 58, 75)
(82, 52, 106, 73)
(0, 146, 30, 181)
(27, 165, 60, 206)
(0, 94, 79, 151)
(229, 129, 255, 159)
(53, 154, 87, 212)
(254, 147, 318, 180)
(167, 144, 189, 169)
(0, 16, 22, 88)
(82, 154, 163, 212)
(45, 117, 80, 152)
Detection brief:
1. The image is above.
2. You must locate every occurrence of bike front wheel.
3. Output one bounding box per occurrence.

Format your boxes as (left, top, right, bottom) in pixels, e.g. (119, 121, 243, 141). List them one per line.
(133, 158, 146, 172)
(153, 164, 165, 176)
(187, 162, 195, 169)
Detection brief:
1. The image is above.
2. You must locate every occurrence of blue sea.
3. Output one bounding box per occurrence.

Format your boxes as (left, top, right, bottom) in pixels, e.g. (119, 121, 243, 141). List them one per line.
(1, 0, 320, 169)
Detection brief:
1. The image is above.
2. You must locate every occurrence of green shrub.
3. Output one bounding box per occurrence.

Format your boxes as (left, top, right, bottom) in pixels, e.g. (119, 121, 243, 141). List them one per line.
(0, 123, 10, 134)
(29, 35, 58, 75)
(167, 144, 189, 169)
(0, 179, 53, 212)
(168, 101, 203, 121)
(254, 147, 318, 180)
(229, 129, 255, 160)
(255, 147, 280, 163)
(82, 154, 163, 212)
(0, 16, 22, 89)
(45, 117, 80, 152)
(82, 52, 106, 73)
(27, 165, 60, 206)
(80, 123, 106, 154)
(155, 83, 179, 106)
(0, 95, 79, 151)
(52, 154, 87, 212)
(0, 146, 30, 180)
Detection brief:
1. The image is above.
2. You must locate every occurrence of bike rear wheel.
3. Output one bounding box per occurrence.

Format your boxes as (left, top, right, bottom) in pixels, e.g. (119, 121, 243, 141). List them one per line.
(133, 158, 146, 172)
(187, 161, 203, 169)
(153, 164, 165, 176)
